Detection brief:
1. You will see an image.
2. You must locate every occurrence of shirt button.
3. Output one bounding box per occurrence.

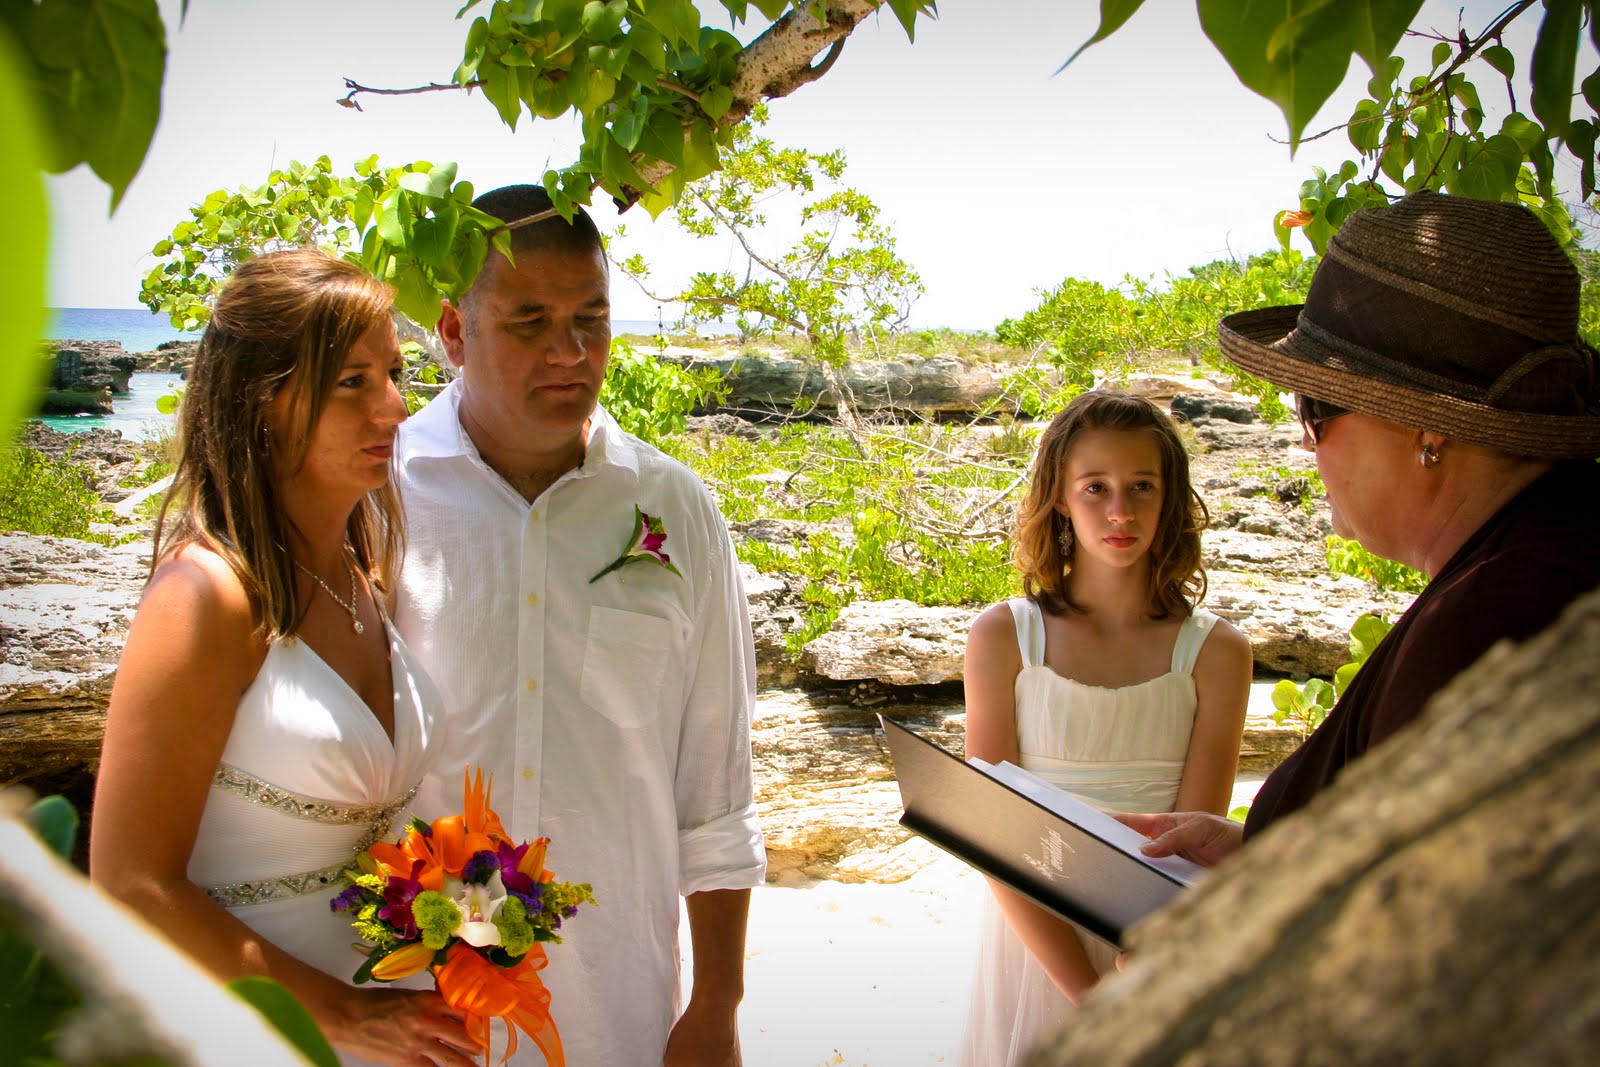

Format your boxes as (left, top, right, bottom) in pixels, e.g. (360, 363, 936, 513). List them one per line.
(526, 592, 539, 606)
(521, 766, 535, 781)
(529, 510, 539, 521)
(526, 678, 538, 692)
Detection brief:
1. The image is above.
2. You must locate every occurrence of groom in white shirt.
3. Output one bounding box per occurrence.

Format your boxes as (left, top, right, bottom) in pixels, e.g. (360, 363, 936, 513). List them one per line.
(393, 184, 765, 1067)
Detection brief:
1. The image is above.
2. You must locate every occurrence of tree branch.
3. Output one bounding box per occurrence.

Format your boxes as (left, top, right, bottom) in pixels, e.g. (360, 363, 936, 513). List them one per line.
(338, 77, 479, 111)
(1273, 0, 1536, 148)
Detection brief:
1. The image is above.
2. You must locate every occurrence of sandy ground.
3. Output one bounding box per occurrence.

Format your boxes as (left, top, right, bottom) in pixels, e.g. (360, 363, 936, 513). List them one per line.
(683, 775, 1269, 1066)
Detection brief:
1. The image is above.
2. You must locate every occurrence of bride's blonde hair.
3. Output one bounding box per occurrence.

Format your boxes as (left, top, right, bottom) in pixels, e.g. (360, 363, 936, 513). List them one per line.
(154, 250, 399, 640)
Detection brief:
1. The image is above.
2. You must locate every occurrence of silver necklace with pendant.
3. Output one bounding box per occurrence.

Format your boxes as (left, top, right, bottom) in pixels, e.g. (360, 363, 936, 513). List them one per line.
(294, 558, 364, 634)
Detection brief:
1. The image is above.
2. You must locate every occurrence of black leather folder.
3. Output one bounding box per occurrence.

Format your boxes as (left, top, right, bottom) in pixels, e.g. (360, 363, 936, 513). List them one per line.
(879, 714, 1201, 949)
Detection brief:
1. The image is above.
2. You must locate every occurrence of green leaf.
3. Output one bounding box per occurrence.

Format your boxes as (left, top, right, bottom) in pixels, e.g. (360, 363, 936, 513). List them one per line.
(228, 977, 339, 1067)
(0, 28, 50, 451)
(397, 161, 458, 201)
(1481, 43, 1514, 79)
(1429, 40, 1450, 70)
(1531, 0, 1582, 138)
(1584, 67, 1600, 115)
(1197, 0, 1359, 150)
(1333, 660, 1360, 697)
(1500, 111, 1545, 152)
(581, 0, 627, 40)
(1367, 53, 1403, 99)
(699, 83, 734, 121)
(611, 96, 647, 150)
(1348, 98, 1383, 153)
(1566, 117, 1598, 198)
(1057, 0, 1149, 73)
(353, 183, 376, 233)
(885, 0, 932, 41)
(1350, 0, 1419, 74)
(1451, 132, 1523, 200)
(27, 0, 167, 209)
(1348, 613, 1393, 662)
(24, 796, 79, 859)
(375, 189, 413, 248)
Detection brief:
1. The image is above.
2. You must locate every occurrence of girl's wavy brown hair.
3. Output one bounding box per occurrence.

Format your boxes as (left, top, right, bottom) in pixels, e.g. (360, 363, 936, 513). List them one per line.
(153, 249, 398, 641)
(1015, 390, 1208, 619)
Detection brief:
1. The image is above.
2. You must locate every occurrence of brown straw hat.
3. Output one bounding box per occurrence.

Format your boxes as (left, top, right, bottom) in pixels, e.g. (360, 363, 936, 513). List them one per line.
(1218, 190, 1600, 458)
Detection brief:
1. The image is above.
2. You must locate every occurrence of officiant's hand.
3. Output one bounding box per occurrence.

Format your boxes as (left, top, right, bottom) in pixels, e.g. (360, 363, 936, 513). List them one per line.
(1113, 811, 1243, 869)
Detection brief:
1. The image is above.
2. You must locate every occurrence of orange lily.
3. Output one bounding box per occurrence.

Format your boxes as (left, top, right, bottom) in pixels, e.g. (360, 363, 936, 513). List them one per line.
(435, 942, 564, 1067)
(367, 830, 447, 892)
(369, 941, 436, 981)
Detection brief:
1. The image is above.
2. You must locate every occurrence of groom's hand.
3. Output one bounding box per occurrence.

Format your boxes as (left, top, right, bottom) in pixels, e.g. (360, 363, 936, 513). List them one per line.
(1114, 810, 1243, 869)
(662, 997, 741, 1067)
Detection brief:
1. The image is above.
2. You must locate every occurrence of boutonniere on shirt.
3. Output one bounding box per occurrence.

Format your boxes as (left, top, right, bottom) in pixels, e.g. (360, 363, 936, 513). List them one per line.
(590, 504, 683, 583)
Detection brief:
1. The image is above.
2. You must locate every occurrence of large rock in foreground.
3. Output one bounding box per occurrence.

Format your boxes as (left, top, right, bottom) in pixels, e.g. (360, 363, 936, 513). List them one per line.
(0, 534, 146, 818)
(1033, 586, 1600, 1067)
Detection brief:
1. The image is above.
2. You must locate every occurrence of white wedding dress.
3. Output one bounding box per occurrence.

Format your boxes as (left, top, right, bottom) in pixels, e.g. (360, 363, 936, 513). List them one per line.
(185, 618, 446, 1059)
(960, 597, 1217, 1067)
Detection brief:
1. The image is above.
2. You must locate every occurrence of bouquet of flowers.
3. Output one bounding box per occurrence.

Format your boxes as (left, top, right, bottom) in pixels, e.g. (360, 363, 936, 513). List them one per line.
(331, 768, 595, 1066)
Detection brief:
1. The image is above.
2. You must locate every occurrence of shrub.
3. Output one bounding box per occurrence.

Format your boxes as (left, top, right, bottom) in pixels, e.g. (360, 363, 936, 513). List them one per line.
(1325, 535, 1428, 593)
(600, 339, 726, 445)
(0, 447, 106, 541)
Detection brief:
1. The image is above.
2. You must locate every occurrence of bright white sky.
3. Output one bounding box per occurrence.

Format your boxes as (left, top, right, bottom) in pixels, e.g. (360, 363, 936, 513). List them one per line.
(47, 0, 1549, 329)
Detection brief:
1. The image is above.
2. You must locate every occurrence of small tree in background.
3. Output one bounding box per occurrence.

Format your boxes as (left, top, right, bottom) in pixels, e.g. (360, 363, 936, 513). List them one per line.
(613, 106, 923, 445)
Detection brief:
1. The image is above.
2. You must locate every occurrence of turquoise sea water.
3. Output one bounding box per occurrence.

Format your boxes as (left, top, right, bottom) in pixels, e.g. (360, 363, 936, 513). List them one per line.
(47, 307, 193, 354)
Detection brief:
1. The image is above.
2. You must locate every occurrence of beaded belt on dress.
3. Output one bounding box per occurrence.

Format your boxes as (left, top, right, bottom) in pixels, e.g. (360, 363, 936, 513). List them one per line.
(202, 763, 417, 908)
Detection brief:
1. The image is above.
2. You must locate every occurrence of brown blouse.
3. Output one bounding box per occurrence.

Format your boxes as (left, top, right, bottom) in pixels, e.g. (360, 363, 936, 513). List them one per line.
(1244, 460, 1600, 838)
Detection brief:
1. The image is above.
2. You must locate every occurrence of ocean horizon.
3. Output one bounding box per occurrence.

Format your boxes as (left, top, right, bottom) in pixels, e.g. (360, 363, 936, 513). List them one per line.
(44, 307, 729, 355)
(37, 308, 727, 438)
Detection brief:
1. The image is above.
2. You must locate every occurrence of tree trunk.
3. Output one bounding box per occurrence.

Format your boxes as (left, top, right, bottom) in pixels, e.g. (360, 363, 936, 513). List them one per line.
(1030, 585, 1600, 1067)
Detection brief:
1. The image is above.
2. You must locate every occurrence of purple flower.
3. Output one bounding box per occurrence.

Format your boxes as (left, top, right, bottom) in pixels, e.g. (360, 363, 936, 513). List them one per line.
(329, 886, 365, 914)
(462, 849, 500, 885)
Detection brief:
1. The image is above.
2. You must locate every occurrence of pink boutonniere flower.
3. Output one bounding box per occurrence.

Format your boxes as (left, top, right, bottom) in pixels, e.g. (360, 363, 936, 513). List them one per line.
(590, 504, 683, 583)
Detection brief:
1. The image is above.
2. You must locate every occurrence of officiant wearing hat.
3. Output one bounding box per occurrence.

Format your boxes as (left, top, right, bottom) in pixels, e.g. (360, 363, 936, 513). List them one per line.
(1121, 190, 1600, 865)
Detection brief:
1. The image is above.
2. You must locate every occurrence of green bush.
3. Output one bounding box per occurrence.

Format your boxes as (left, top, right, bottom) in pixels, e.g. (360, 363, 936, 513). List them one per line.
(0, 447, 106, 541)
(666, 422, 1021, 649)
(1325, 535, 1428, 593)
(600, 339, 726, 445)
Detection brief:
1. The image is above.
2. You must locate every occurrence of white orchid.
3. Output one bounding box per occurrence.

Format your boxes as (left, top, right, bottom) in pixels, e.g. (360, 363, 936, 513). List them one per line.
(452, 870, 507, 948)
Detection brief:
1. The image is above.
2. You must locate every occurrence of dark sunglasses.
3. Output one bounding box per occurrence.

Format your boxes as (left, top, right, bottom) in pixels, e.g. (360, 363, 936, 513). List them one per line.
(1296, 393, 1350, 445)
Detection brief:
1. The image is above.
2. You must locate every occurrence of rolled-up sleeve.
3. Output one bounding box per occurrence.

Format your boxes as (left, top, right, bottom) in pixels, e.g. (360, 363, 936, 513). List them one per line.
(674, 498, 767, 896)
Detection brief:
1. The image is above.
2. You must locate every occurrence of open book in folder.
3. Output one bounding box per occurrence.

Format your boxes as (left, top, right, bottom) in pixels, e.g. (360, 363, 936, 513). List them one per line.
(879, 714, 1205, 949)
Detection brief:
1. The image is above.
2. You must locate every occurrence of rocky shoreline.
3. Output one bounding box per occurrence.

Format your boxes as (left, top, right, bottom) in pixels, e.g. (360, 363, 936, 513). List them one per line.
(1, 362, 1414, 880)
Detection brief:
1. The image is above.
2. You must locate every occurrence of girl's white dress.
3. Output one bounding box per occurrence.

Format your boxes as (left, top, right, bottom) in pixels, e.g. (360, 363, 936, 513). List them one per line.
(184, 619, 446, 1060)
(959, 597, 1217, 1067)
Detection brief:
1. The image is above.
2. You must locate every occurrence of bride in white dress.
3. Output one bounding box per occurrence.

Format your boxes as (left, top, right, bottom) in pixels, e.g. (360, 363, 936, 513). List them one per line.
(959, 392, 1253, 1066)
(91, 251, 476, 1066)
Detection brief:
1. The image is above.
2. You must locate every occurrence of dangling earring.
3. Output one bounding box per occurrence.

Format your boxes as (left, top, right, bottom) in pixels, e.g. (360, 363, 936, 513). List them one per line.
(1056, 517, 1074, 575)
(1419, 443, 1440, 469)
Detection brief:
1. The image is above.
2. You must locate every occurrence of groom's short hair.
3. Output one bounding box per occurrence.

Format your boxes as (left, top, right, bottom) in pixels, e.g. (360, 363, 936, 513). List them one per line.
(471, 184, 603, 261)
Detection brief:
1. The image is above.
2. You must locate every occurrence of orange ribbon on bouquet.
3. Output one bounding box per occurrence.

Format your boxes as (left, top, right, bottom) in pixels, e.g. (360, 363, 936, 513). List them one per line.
(436, 941, 565, 1067)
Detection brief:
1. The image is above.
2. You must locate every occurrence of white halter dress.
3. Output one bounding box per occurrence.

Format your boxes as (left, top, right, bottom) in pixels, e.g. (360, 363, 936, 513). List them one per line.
(185, 618, 446, 1029)
(959, 597, 1217, 1067)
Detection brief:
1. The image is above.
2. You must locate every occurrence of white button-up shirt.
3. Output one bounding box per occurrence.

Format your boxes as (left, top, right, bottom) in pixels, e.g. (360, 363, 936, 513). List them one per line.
(394, 383, 765, 1066)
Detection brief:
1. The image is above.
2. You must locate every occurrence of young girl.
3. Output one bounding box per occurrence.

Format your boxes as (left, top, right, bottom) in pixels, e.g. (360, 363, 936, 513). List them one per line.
(959, 390, 1252, 1066)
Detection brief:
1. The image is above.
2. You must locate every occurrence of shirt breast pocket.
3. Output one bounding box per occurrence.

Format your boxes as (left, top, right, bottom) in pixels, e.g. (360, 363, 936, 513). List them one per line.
(579, 606, 673, 728)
